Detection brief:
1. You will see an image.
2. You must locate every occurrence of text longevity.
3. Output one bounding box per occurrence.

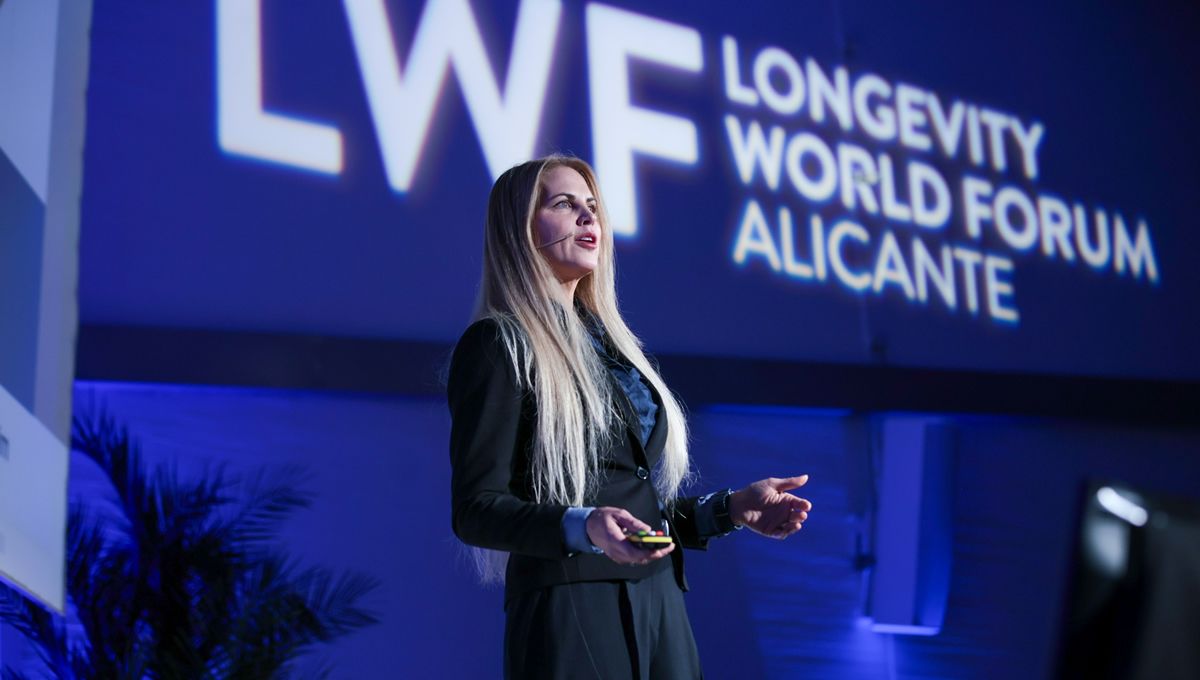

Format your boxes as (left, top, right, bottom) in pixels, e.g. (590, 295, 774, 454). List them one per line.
(721, 36, 1158, 324)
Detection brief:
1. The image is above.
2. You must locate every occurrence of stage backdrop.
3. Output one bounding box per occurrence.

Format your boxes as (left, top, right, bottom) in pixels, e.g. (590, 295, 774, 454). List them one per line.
(64, 381, 1200, 678)
(80, 0, 1200, 381)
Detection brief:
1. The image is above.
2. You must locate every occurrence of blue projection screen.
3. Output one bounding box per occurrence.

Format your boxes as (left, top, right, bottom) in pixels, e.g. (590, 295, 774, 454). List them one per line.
(80, 0, 1200, 380)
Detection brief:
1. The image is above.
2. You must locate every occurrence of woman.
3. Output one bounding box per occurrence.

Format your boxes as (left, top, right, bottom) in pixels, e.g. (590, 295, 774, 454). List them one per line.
(448, 155, 812, 679)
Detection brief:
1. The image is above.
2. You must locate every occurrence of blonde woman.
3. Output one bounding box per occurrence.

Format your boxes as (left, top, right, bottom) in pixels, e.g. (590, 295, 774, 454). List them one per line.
(448, 155, 812, 679)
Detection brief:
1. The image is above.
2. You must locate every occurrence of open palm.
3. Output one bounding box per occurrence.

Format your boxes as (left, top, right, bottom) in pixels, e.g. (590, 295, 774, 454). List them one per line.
(729, 475, 812, 539)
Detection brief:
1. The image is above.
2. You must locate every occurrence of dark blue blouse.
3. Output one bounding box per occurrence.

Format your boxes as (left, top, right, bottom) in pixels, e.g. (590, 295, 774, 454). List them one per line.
(585, 327, 658, 446)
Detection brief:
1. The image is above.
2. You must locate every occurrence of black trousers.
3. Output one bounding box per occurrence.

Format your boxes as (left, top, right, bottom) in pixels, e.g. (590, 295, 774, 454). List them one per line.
(504, 567, 704, 679)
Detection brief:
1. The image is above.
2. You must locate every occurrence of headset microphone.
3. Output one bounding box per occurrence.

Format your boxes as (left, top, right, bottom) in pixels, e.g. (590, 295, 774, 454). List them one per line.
(537, 233, 575, 249)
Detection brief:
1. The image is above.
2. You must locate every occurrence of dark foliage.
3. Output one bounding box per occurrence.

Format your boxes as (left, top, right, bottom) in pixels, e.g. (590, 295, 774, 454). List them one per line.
(0, 412, 379, 679)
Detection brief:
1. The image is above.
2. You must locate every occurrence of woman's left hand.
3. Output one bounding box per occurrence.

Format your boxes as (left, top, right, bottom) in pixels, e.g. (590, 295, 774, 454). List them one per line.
(728, 475, 812, 539)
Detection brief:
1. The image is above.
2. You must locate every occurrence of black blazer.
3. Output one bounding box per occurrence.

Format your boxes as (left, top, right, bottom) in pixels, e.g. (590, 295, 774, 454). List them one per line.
(448, 318, 711, 603)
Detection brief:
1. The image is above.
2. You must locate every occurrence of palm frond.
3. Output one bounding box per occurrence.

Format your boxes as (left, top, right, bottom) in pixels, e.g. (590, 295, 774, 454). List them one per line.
(0, 585, 70, 677)
(220, 465, 314, 551)
(1, 666, 37, 680)
(1, 409, 383, 678)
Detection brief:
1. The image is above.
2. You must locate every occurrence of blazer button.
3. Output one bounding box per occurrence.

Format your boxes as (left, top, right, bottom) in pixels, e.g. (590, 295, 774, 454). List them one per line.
(636, 466, 649, 480)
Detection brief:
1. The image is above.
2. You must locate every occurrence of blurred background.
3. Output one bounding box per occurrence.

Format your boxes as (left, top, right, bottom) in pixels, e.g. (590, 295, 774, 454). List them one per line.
(2, 0, 1199, 677)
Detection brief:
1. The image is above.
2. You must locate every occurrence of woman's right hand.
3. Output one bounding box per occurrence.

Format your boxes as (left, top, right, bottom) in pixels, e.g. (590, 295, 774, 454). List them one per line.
(585, 506, 676, 566)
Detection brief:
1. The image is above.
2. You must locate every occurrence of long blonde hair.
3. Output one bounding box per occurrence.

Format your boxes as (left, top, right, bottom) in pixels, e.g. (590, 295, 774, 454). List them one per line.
(469, 155, 692, 582)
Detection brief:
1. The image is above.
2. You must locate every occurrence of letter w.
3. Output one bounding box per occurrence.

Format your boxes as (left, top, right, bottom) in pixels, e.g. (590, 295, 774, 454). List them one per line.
(724, 115, 784, 190)
(343, 0, 561, 192)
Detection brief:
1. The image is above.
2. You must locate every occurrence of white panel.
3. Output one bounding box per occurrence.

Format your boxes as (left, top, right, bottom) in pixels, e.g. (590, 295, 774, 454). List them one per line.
(0, 385, 67, 612)
(0, 0, 60, 202)
(34, 0, 88, 441)
(867, 415, 954, 635)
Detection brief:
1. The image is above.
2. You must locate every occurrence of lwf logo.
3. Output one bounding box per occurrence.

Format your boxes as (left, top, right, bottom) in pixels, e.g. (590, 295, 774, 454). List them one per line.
(217, 0, 702, 237)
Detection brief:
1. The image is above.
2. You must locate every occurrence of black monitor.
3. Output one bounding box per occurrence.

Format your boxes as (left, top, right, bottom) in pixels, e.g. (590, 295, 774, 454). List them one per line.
(1057, 481, 1200, 680)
